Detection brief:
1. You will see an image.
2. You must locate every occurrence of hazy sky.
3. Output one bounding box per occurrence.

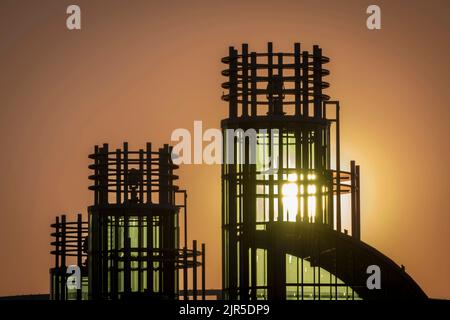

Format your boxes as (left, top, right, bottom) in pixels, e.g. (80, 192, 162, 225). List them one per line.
(0, 0, 449, 298)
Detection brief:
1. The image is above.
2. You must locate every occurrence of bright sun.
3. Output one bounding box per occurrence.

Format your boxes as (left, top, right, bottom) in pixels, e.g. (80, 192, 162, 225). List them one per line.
(281, 173, 317, 222)
(282, 174, 299, 221)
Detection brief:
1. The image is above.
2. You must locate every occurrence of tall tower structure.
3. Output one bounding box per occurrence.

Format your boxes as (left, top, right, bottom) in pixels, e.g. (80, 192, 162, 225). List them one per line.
(221, 43, 426, 300)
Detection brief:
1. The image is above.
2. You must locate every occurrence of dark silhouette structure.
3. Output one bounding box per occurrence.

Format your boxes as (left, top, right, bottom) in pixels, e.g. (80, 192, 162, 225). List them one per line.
(220, 42, 427, 300)
(50, 214, 88, 300)
(48, 42, 428, 302)
(50, 143, 206, 300)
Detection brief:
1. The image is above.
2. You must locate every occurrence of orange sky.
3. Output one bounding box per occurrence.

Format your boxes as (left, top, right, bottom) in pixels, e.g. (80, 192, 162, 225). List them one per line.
(0, 0, 449, 299)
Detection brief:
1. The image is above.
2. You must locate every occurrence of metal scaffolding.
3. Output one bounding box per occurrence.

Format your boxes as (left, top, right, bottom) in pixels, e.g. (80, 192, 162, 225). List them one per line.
(50, 143, 206, 300)
(220, 43, 422, 300)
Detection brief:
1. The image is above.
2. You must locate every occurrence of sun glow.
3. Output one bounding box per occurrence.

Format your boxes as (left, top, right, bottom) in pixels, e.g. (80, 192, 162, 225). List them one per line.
(282, 173, 317, 222)
(282, 174, 299, 221)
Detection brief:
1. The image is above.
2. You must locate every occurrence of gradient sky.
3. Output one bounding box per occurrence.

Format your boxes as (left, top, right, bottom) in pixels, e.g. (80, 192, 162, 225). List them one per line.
(0, 0, 449, 298)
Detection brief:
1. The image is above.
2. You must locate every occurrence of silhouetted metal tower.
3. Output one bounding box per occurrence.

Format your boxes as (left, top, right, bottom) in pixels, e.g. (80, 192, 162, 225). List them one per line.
(50, 143, 206, 300)
(50, 214, 88, 300)
(220, 42, 383, 300)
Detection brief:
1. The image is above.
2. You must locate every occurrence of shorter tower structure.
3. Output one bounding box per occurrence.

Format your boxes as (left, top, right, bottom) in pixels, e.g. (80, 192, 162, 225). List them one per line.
(50, 143, 206, 300)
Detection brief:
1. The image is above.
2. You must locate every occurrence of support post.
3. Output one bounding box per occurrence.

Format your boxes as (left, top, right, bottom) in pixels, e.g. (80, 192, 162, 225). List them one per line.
(77, 213, 82, 300)
(356, 165, 361, 240)
(336, 102, 341, 232)
(350, 160, 356, 238)
(201, 243, 206, 300)
(183, 247, 188, 300)
(193, 240, 198, 301)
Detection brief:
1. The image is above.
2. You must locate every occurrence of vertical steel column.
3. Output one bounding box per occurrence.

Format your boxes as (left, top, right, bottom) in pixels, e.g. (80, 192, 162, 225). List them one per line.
(327, 122, 333, 227)
(268, 43, 275, 223)
(123, 143, 131, 295)
(242, 43, 249, 117)
(124, 236, 131, 294)
(240, 112, 251, 300)
(201, 243, 206, 300)
(193, 240, 198, 300)
(146, 143, 153, 293)
(54, 216, 60, 300)
(250, 52, 257, 116)
(101, 144, 109, 297)
(350, 160, 356, 238)
(90, 146, 98, 299)
(160, 145, 173, 298)
(356, 165, 361, 240)
(227, 136, 237, 299)
(276, 52, 283, 115)
(183, 191, 187, 249)
(229, 47, 238, 119)
(322, 100, 340, 228)
(336, 103, 341, 232)
(294, 43, 301, 116)
(138, 149, 144, 292)
(77, 213, 83, 300)
(113, 148, 121, 299)
(277, 126, 283, 222)
(267, 42, 274, 115)
(123, 142, 129, 201)
(250, 161, 257, 300)
(183, 247, 188, 300)
(61, 214, 66, 300)
(313, 46, 323, 223)
(301, 51, 309, 116)
(313, 45, 322, 118)
(295, 127, 302, 222)
(302, 130, 309, 222)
